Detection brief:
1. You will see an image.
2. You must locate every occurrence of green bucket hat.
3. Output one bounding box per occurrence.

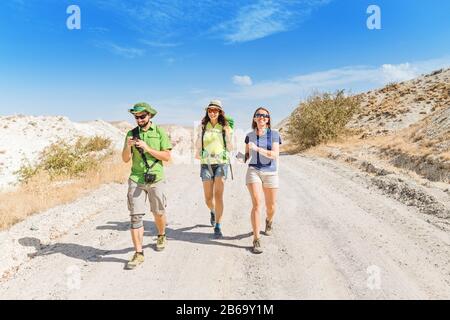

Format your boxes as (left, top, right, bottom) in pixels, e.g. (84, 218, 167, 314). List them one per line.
(129, 102, 157, 116)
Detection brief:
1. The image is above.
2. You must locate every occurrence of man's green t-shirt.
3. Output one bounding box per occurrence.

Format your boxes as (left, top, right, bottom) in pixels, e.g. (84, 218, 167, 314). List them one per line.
(125, 123, 172, 184)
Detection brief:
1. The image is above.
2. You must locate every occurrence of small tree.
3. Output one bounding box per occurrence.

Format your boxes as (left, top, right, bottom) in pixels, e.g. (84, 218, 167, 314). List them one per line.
(286, 90, 360, 150)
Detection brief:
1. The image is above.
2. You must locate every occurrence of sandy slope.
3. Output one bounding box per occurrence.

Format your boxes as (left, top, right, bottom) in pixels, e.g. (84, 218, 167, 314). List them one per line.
(0, 155, 449, 299)
(0, 115, 125, 190)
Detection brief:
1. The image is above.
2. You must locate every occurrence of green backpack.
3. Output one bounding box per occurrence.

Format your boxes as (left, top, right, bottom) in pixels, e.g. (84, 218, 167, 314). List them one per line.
(225, 115, 234, 130)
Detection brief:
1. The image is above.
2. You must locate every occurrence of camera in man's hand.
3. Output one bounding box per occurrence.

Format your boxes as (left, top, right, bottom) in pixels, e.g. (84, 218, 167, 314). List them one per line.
(132, 137, 143, 152)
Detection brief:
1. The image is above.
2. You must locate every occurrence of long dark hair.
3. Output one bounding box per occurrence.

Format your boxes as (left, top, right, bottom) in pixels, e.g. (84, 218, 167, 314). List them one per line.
(201, 109, 228, 129)
(251, 107, 271, 129)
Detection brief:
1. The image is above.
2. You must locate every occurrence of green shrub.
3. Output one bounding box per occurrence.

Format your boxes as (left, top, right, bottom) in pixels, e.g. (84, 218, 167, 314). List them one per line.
(75, 135, 111, 153)
(16, 136, 112, 183)
(286, 90, 360, 150)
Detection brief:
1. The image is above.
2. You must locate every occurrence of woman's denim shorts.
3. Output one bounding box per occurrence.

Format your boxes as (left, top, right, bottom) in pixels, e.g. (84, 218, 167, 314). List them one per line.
(200, 164, 228, 181)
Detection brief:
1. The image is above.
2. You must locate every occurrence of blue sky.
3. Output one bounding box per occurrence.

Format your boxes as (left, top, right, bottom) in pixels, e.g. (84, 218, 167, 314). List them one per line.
(0, 0, 449, 128)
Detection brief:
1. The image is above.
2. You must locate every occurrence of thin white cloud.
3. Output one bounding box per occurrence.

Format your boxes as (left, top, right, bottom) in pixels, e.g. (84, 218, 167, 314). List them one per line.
(233, 75, 253, 86)
(140, 40, 181, 48)
(98, 42, 145, 59)
(218, 0, 331, 43)
(94, 1, 331, 44)
(88, 26, 109, 34)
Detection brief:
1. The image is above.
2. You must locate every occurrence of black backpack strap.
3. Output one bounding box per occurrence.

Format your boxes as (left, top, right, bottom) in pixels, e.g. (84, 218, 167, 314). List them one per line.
(131, 126, 160, 172)
(201, 124, 206, 154)
(222, 128, 227, 151)
(256, 129, 272, 166)
(267, 129, 272, 150)
(132, 126, 140, 140)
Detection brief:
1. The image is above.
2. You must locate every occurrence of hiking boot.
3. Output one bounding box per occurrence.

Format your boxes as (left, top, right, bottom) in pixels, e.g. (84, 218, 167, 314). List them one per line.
(252, 238, 263, 254)
(210, 211, 216, 227)
(264, 219, 273, 236)
(156, 235, 167, 251)
(214, 227, 223, 239)
(125, 252, 144, 270)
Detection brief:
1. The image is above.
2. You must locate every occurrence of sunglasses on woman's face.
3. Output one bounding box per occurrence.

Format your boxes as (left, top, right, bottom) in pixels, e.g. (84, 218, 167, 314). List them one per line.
(255, 113, 270, 119)
(134, 113, 148, 120)
(207, 108, 220, 114)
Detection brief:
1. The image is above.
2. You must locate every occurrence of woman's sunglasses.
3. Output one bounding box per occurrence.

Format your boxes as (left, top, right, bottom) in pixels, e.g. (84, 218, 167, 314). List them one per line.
(255, 113, 270, 119)
(207, 108, 220, 114)
(134, 113, 148, 120)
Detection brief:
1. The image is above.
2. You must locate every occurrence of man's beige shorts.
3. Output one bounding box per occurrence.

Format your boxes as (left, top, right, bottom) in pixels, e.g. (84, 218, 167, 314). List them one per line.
(245, 166, 279, 188)
(127, 179, 167, 215)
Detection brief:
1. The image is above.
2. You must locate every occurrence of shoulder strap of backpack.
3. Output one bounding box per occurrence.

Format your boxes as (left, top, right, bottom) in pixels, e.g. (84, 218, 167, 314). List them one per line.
(222, 128, 227, 151)
(131, 126, 160, 171)
(201, 124, 206, 153)
(267, 129, 272, 150)
(132, 126, 140, 139)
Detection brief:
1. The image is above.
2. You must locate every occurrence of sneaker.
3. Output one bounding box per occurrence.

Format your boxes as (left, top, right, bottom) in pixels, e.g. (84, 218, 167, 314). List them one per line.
(156, 234, 167, 251)
(214, 227, 223, 239)
(252, 238, 263, 254)
(125, 252, 144, 270)
(264, 219, 273, 236)
(210, 211, 215, 227)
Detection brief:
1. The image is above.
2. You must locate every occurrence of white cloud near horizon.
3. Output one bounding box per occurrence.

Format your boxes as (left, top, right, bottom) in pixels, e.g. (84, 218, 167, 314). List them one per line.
(141, 56, 450, 127)
(381, 63, 419, 83)
(227, 56, 450, 101)
(233, 75, 253, 86)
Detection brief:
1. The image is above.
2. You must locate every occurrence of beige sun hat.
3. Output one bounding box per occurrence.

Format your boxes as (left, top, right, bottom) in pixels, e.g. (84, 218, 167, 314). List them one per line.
(205, 99, 223, 111)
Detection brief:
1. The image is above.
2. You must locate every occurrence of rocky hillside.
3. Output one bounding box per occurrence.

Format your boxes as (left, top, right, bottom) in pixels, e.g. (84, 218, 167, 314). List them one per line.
(277, 68, 450, 184)
(348, 68, 450, 136)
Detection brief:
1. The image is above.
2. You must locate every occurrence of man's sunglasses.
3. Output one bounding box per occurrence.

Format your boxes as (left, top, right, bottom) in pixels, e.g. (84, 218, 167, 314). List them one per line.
(134, 113, 148, 120)
(255, 113, 270, 119)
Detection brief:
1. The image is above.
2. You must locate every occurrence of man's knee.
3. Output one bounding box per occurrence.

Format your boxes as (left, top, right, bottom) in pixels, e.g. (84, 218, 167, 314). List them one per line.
(152, 211, 165, 217)
(130, 214, 144, 229)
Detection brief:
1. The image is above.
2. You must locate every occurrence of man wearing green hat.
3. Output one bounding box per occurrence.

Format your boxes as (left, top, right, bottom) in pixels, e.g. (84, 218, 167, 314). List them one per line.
(122, 102, 172, 270)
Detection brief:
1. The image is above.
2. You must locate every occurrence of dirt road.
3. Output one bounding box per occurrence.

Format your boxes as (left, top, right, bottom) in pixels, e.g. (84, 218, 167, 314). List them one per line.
(1, 155, 449, 299)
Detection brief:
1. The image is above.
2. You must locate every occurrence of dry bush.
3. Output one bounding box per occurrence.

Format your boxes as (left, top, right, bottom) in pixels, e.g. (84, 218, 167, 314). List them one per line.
(0, 153, 130, 230)
(16, 136, 112, 183)
(286, 90, 361, 150)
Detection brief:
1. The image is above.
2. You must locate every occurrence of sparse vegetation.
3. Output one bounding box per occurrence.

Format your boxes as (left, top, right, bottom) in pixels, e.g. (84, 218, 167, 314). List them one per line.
(16, 136, 112, 183)
(0, 153, 130, 230)
(286, 90, 361, 150)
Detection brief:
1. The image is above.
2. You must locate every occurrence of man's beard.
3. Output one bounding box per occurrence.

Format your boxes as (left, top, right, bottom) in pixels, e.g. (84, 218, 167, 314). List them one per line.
(138, 120, 150, 128)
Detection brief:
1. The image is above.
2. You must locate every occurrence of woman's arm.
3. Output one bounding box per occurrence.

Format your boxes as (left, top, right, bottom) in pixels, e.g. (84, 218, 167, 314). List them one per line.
(244, 141, 250, 163)
(146, 149, 172, 162)
(253, 142, 279, 160)
(134, 139, 172, 162)
(224, 125, 233, 152)
(194, 124, 203, 159)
